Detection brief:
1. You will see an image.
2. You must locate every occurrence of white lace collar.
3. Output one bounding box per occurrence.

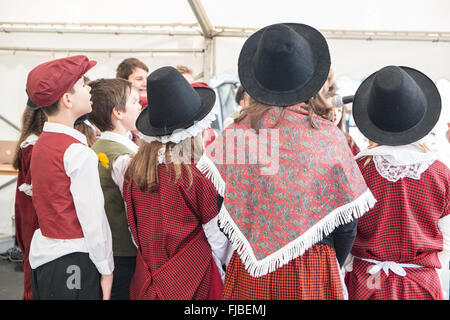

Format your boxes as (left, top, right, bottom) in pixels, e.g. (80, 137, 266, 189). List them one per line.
(355, 142, 437, 182)
(139, 107, 217, 145)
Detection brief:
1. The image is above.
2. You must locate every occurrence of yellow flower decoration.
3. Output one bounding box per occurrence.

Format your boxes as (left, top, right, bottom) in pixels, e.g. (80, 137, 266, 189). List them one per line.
(97, 153, 110, 169)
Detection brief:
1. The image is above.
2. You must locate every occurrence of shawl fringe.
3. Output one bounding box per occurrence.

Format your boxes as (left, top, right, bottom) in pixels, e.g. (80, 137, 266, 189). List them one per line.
(196, 154, 225, 197)
(218, 189, 376, 278)
(196, 153, 377, 278)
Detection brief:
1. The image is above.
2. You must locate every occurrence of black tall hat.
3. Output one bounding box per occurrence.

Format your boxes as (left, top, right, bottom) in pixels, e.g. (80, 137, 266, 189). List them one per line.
(135, 66, 216, 137)
(238, 23, 330, 106)
(353, 65, 441, 146)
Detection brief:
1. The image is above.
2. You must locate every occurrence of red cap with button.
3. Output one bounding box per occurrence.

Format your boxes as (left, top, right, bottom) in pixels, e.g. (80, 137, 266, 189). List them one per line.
(26, 55, 96, 109)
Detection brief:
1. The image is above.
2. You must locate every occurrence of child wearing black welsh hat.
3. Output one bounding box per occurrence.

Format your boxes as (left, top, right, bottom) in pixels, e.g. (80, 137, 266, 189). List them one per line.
(123, 66, 231, 300)
(346, 65, 450, 300)
(199, 23, 376, 300)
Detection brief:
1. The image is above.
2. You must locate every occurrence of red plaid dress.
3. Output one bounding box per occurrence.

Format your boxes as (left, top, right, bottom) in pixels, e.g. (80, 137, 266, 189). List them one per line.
(14, 141, 39, 300)
(223, 244, 344, 300)
(346, 158, 449, 300)
(124, 163, 223, 300)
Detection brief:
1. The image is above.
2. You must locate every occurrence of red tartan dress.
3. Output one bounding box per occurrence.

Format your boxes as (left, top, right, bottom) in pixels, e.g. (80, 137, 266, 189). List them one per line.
(124, 163, 223, 300)
(14, 136, 39, 300)
(346, 158, 449, 300)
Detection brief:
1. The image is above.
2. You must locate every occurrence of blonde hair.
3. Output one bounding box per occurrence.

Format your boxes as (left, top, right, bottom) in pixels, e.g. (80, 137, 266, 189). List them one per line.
(125, 135, 203, 192)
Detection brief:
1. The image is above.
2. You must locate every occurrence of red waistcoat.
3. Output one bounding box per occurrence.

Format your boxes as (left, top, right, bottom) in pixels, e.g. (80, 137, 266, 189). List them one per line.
(30, 132, 84, 239)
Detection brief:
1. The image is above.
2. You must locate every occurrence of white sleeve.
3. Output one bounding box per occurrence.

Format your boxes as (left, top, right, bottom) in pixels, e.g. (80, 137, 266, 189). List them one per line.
(64, 143, 114, 275)
(437, 214, 450, 299)
(438, 214, 450, 270)
(111, 154, 132, 196)
(202, 215, 233, 282)
(111, 154, 138, 248)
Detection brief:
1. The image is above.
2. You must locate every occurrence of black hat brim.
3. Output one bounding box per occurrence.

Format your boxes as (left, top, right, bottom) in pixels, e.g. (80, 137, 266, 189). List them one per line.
(136, 86, 216, 137)
(353, 66, 441, 146)
(238, 23, 331, 106)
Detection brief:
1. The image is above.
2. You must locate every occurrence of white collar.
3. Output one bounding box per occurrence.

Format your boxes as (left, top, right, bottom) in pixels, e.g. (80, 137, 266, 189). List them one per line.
(355, 138, 438, 182)
(100, 131, 139, 153)
(355, 143, 437, 166)
(43, 122, 87, 146)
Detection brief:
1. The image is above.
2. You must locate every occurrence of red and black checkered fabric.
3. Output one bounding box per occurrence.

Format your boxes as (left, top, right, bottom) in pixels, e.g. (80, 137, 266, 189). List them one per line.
(346, 257, 444, 300)
(124, 164, 222, 300)
(347, 158, 449, 300)
(15, 144, 39, 300)
(222, 244, 344, 300)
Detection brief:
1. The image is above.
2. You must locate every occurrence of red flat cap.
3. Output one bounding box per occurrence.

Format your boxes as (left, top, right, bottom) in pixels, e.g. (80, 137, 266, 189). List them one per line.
(26, 55, 96, 108)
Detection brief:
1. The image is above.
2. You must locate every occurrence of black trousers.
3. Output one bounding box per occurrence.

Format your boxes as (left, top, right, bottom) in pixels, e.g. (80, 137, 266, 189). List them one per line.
(31, 252, 101, 300)
(111, 256, 136, 300)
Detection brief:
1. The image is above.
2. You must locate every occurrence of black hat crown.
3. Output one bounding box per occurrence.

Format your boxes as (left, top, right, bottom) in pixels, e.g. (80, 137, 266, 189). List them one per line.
(353, 65, 441, 146)
(238, 23, 330, 107)
(136, 66, 215, 136)
(367, 66, 427, 132)
(253, 24, 314, 92)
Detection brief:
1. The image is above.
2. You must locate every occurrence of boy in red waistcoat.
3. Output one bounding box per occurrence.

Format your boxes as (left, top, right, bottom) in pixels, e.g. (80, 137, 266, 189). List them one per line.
(26, 55, 114, 300)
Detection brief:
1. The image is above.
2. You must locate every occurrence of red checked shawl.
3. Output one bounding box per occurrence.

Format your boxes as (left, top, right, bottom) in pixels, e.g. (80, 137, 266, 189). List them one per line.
(200, 104, 375, 278)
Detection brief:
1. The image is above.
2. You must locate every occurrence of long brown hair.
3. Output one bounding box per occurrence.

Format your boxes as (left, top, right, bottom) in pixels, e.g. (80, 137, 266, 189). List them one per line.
(234, 96, 286, 133)
(12, 107, 47, 169)
(125, 135, 203, 192)
(305, 92, 334, 129)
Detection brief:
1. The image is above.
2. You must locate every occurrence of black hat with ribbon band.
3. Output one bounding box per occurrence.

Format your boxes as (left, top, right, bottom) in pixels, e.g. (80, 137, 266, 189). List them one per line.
(238, 23, 330, 107)
(353, 65, 441, 146)
(135, 66, 216, 137)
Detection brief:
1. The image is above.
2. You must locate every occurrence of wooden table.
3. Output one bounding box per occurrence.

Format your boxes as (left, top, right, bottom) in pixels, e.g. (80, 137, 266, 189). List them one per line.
(0, 164, 18, 176)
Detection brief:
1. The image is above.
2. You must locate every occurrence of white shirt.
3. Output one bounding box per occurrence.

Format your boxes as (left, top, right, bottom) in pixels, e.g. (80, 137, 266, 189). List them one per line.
(29, 122, 114, 275)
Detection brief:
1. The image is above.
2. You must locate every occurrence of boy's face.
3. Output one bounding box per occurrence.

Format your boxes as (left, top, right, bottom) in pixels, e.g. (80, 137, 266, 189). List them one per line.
(128, 67, 148, 97)
(122, 88, 142, 131)
(68, 77, 92, 118)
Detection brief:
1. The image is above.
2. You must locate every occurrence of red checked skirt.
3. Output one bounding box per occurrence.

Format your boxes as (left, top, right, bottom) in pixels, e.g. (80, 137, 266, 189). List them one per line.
(222, 244, 344, 300)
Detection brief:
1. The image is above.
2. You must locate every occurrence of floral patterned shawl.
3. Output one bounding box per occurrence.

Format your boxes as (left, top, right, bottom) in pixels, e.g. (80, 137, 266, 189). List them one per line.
(197, 104, 376, 277)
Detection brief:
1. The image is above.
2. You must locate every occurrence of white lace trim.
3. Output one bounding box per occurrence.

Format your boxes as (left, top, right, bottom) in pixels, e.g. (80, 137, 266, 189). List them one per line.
(18, 183, 32, 196)
(372, 155, 435, 182)
(139, 108, 217, 145)
(19, 134, 38, 149)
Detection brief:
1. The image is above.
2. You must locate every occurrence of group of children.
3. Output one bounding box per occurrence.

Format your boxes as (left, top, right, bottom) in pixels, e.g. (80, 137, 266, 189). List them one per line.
(11, 22, 449, 300)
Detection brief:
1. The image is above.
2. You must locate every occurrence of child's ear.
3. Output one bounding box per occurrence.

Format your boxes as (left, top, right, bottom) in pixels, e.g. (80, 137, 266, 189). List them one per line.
(61, 92, 72, 109)
(111, 107, 123, 120)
